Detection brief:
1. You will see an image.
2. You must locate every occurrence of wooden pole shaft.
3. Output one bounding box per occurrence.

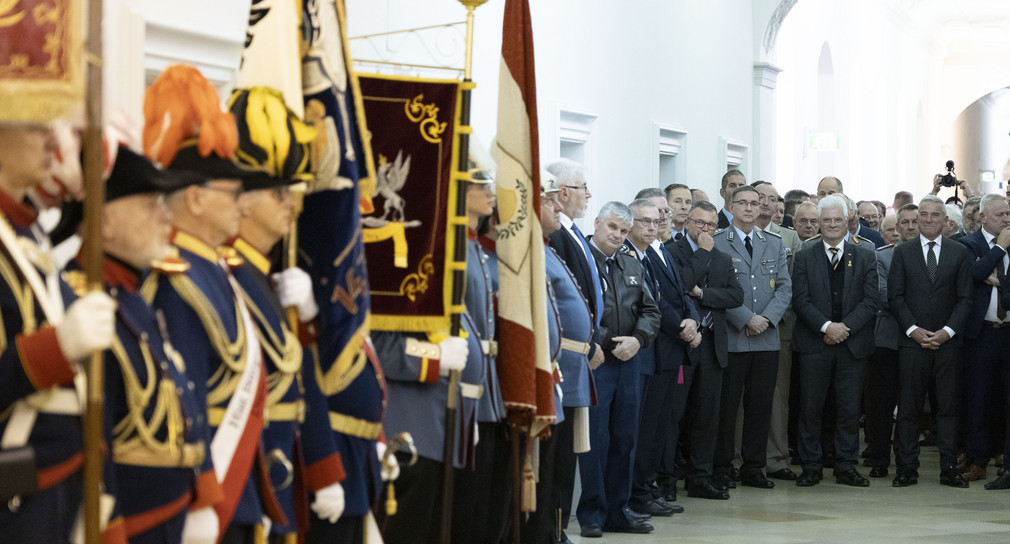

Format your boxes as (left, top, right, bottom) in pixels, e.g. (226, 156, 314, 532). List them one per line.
(83, 0, 105, 541)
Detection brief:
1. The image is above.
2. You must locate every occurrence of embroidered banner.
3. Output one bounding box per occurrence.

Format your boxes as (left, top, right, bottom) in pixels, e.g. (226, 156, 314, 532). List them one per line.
(0, 0, 83, 122)
(357, 74, 465, 333)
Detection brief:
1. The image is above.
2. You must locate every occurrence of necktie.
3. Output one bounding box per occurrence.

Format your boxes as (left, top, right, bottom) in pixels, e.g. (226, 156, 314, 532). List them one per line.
(641, 254, 657, 297)
(995, 240, 1007, 320)
(926, 241, 937, 283)
(572, 224, 604, 327)
(744, 235, 753, 257)
(675, 231, 684, 242)
(605, 257, 617, 291)
(829, 247, 840, 270)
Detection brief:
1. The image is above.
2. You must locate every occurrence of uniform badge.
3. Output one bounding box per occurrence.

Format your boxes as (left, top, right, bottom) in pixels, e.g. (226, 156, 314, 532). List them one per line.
(770, 278, 775, 288)
(627, 275, 638, 285)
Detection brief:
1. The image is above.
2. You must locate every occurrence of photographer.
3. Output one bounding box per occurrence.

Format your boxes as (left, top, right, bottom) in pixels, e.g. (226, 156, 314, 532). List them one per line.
(931, 160, 975, 199)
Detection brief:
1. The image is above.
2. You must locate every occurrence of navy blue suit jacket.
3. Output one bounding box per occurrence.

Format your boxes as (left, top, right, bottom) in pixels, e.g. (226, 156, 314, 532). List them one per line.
(958, 228, 1009, 339)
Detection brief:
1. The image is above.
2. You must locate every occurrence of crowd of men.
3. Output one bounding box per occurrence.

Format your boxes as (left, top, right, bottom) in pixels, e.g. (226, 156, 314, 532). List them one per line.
(2, 69, 1010, 544)
(528, 164, 1010, 542)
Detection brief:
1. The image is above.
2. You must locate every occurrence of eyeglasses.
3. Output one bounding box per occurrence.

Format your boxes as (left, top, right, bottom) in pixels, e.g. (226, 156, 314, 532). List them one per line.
(820, 217, 846, 225)
(564, 184, 588, 191)
(634, 217, 660, 227)
(733, 200, 760, 208)
(690, 218, 718, 230)
(201, 184, 244, 201)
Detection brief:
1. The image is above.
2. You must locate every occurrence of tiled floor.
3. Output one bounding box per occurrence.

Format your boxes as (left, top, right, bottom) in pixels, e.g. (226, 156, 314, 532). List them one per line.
(568, 448, 1010, 544)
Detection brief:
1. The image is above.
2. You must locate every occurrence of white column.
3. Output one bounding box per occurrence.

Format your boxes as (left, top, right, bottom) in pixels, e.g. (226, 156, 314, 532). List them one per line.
(752, 62, 782, 183)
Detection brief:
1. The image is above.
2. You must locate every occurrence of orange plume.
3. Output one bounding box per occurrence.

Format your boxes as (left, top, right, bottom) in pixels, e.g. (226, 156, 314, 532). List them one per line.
(142, 65, 238, 167)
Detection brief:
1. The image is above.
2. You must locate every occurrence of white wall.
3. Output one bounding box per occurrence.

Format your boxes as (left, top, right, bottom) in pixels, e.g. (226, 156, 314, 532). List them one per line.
(347, 0, 756, 227)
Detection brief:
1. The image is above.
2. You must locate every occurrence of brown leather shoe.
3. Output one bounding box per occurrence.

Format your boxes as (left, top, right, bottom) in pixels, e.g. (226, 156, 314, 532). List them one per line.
(962, 464, 987, 482)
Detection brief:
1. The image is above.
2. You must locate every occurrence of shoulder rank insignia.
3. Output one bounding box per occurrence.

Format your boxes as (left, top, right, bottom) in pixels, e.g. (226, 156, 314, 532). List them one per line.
(216, 246, 245, 269)
(764, 229, 781, 239)
(853, 235, 872, 246)
(61, 270, 87, 296)
(877, 243, 895, 251)
(805, 233, 822, 242)
(151, 246, 191, 275)
(618, 245, 634, 255)
(714, 228, 726, 236)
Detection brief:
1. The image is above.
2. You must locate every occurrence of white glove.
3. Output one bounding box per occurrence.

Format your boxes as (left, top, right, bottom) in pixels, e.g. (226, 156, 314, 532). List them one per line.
(272, 267, 319, 322)
(474, 422, 480, 446)
(311, 481, 345, 523)
(56, 292, 116, 361)
(376, 441, 400, 482)
(180, 506, 219, 544)
(437, 336, 468, 375)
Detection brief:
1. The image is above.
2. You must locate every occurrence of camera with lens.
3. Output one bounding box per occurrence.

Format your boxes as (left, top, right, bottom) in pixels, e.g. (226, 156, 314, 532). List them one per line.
(939, 160, 959, 188)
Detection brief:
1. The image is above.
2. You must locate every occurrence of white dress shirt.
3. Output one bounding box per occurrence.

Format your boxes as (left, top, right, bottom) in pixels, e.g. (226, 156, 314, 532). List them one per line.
(905, 234, 956, 339)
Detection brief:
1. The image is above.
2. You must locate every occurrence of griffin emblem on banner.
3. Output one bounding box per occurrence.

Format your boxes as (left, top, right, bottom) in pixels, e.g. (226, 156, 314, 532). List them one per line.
(361, 151, 420, 269)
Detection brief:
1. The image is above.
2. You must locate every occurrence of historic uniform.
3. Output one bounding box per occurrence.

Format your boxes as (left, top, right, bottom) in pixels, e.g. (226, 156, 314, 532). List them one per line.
(230, 239, 345, 542)
(0, 192, 93, 542)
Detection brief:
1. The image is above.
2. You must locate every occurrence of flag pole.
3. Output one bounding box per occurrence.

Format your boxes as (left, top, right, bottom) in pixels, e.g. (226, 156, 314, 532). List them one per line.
(82, 0, 106, 541)
(441, 2, 486, 543)
(284, 182, 307, 332)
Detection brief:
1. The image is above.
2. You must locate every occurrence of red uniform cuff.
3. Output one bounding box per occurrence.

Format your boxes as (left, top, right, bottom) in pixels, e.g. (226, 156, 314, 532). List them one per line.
(16, 327, 76, 390)
(420, 358, 440, 383)
(305, 452, 346, 492)
(190, 470, 225, 510)
(101, 518, 128, 544)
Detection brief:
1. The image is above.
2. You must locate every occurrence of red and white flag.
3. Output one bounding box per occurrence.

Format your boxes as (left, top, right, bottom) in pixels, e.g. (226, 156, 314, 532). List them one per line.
(494, 0, 554, 440)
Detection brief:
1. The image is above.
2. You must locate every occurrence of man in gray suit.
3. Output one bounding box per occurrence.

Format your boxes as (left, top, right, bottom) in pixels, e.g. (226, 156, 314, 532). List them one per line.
(754, 181, 802, 481)
(791, 195, 880, 487)
(712, 185, 792, 490)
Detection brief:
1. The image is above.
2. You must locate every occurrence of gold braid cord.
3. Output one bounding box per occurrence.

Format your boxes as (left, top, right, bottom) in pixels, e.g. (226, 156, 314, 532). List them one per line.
(234, 282, 302, 408)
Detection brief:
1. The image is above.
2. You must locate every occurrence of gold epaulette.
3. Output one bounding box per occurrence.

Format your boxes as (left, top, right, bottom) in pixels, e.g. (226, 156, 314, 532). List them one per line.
(62, 270, 87, 297)
(853, 235, 872, 245)
(151, 246, 191, 275)
(217, 246, 244, 269)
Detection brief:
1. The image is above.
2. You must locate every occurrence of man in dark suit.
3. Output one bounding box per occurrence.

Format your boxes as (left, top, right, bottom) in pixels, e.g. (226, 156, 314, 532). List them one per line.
(577, 202, 660, 537)
(842, 193, 886, 248)
(667, 201, 744, 499)
(791, 195, 880, 487)
(545, 159, 604, 542)
(888, 195, 973, 488)
(627, 199, 699, 517)
(956, 193, 1010, 484)
(864, 203, 919, 479)
(717, 169, 747, 229)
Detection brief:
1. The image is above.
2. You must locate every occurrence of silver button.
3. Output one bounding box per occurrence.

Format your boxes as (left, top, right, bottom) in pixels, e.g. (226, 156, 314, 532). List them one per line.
(188, 381, 195, 391)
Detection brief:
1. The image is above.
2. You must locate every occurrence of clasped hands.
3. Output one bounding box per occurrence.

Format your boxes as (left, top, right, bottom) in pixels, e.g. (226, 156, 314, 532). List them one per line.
(909, 327, 951, 350)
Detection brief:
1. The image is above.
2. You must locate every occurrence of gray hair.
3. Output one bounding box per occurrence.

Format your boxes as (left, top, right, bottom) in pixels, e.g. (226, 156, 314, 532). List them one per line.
(838, 193, 857, 214)
(817, 194, 848, 217)
(690, 200, 718, 214)
(546, 158, 584, 188)
(628, 198, 656, 211)
(597, 201, 634, 226)
(635, 187, 665, 200)
(795, 201, 818, 216)
(919, 194, 944, 209)
(978, 193, 1006, 214)
(944, 204, 962, 227)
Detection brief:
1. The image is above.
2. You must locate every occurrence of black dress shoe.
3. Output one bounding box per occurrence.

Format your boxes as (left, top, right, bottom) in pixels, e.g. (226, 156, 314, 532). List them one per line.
(629, 499, 675, 517)
(795, 469, 822, 487)
(602, 519, 654, 534)
(730, 467, 741, 481)
(659, 483, 677, 502)
(654, 496, 684, 514)
(835, 469, 870, 487)
(869, 466, 889, 478)
(740, 472, 775, 489)
(580, 524, 602, 538)
(984, 471, 1010, 490)
(892, 470, 918, 487)
(687, 481, 730, 500)
(712, 472, 736, 490)
(768, 468, 798, 480)
(940, 468, 969, 488)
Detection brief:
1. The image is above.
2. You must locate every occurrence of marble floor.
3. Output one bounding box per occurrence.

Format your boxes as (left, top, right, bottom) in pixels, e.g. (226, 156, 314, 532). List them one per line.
(568, 447, 1010, 544)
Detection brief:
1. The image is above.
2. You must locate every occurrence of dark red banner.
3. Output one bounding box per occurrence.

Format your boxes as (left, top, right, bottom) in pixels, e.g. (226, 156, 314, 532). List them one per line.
(358, 74, 464, 333)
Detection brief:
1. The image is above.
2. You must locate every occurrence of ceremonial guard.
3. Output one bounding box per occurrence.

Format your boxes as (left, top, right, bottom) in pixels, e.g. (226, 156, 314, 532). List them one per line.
(225, 88, 346, 543)
(141, 66, 280, 542)
(0, 123, 117, 542)
(522, 173, 596, 544)
(56, 147, 211, 543)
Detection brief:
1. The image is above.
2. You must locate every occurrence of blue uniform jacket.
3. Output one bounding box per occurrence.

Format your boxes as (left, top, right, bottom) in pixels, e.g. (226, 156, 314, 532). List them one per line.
(545, 244, 594, 408)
